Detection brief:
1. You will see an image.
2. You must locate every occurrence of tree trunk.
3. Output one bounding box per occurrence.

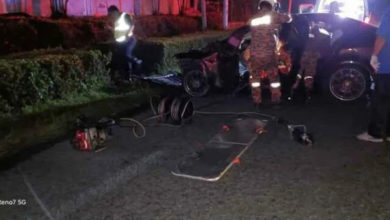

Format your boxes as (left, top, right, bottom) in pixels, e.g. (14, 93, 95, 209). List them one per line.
(178, 0, 187, 15)
(201, 0, 207, 30)
(134, 0, 141, 16)
(50, 0, 69, 17)
(223, 0, 229, 30)
(193, 0, 199, 9)
(152, 0, 159, 15)
(63, 0, 69, 14)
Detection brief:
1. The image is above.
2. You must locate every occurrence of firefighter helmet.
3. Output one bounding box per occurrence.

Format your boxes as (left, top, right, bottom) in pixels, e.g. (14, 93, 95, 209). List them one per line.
(258, 0, 276, 10)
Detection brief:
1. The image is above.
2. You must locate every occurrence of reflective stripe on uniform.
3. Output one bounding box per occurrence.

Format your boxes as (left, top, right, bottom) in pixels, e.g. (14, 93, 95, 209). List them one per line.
(116, 36, 126, 43)
(304, 76, 314, 80)
(270, 82, 281, 88)
(115, 13, 132, 42)
(250, 15, 272, 26)
(115, 13, 130, 31)
(251, 82, 261, 88)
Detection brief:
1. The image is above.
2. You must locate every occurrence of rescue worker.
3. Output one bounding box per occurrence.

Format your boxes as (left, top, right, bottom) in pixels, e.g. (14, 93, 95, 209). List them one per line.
(248, 0, 291, 105)
(290, 23, 330, 101)
(107, 5, 140, 83)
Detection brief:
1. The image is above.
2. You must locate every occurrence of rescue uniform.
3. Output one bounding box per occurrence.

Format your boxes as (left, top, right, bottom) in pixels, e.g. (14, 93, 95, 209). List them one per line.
(111, 12, 137, 81)
(291, 41, 321, 95)
(249, 10, 290, 104)
(291, 25, 329, 98)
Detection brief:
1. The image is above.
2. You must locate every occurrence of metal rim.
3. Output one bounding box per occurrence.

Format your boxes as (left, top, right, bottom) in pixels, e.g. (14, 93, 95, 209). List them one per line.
(183, 70, 210, 97)
(329, 67, 367, 101)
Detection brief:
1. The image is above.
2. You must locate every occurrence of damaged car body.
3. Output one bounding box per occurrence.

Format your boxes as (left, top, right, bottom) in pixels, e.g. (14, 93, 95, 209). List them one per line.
(176, 12, 377, 102)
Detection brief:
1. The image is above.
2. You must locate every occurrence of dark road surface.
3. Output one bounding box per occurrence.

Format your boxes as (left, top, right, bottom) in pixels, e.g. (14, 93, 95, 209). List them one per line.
(1, 95, 390, 220)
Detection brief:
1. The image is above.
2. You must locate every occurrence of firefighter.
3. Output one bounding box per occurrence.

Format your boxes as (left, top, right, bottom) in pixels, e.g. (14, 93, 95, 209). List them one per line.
(249, 0, 291, 105)
(107, 5, 140, 83)
(291, 23, 330, 101)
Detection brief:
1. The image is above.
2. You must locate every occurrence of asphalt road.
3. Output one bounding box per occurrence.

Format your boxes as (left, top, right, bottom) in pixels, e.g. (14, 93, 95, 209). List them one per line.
(2, 95, 390, 220)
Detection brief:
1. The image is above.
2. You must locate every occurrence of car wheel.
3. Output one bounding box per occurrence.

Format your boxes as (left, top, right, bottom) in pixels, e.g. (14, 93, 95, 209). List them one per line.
(327, 64, 369, 102)
(183, 70, 210, 97)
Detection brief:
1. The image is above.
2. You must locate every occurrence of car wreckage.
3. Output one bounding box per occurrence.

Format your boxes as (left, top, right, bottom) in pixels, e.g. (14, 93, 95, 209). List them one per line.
(175, 12, 377, 102)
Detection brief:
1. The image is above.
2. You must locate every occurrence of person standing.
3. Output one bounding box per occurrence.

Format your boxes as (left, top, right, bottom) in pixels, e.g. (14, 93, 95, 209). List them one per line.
(357, 7, 390, 142)
(108, 5, 140, 83)
(290, 23, 330, 101)
(248, 0, 291, 105)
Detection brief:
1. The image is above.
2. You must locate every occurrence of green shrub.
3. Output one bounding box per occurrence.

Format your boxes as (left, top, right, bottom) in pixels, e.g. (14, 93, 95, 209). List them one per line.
(134, 31, 230, 74)
(0, 15, 202, 55)
(0, 50, 110, 114)
(134, 15, 200, 37)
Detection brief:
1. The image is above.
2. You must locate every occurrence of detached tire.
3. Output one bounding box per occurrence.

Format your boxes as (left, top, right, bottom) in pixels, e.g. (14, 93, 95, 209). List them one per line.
(325, 64, 369, 102)
(183, 70, 210, 97)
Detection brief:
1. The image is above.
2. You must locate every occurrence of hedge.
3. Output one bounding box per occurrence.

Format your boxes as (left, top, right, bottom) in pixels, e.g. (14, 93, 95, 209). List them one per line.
(0, 15, 201, 55)
(0, 50, 111, 115)
(0, 31, 230, 115)
(0, 49, 158, 164)
(0, 31, 230, 162)
(134, 31, 230, 74)
(0, 89, 157, 165)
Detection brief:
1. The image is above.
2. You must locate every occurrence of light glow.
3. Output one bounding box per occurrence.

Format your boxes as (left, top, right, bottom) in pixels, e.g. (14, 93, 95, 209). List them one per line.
(318, 28, 330, 36)
(115, 13, 131, 31)
(270, 82, 281, 88)
(116, 36, 126, 42)
(304, 76, 314, 80)
(316, 0, 366, 21)
(251, 82, 261, 88)
(251, 15, 272, 26)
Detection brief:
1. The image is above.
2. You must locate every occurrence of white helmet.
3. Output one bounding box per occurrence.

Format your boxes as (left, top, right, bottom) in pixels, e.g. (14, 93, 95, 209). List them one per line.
(258, 0, 276, 10)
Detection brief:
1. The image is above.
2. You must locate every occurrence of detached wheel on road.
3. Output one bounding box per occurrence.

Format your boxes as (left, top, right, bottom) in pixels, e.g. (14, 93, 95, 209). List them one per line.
(327, 64, 369, 102)
(183, 70, 210, 97)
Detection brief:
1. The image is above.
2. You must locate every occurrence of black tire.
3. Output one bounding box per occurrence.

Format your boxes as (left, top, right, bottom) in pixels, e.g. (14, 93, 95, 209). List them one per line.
(324, 64, 370, 102)
(157, 97, 174, 123)
(183, 70, 210, 97)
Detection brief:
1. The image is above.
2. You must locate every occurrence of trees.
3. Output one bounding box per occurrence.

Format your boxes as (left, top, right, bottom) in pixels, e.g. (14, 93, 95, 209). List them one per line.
(201, 0, 207, 30)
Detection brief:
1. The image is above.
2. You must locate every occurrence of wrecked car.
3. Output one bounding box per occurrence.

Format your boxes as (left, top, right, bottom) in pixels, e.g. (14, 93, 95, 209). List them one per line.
(176, 12, 377, 102)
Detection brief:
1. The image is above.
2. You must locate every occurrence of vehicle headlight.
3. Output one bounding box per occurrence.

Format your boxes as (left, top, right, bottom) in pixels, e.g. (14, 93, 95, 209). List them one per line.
(251, 15, 271, 26)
